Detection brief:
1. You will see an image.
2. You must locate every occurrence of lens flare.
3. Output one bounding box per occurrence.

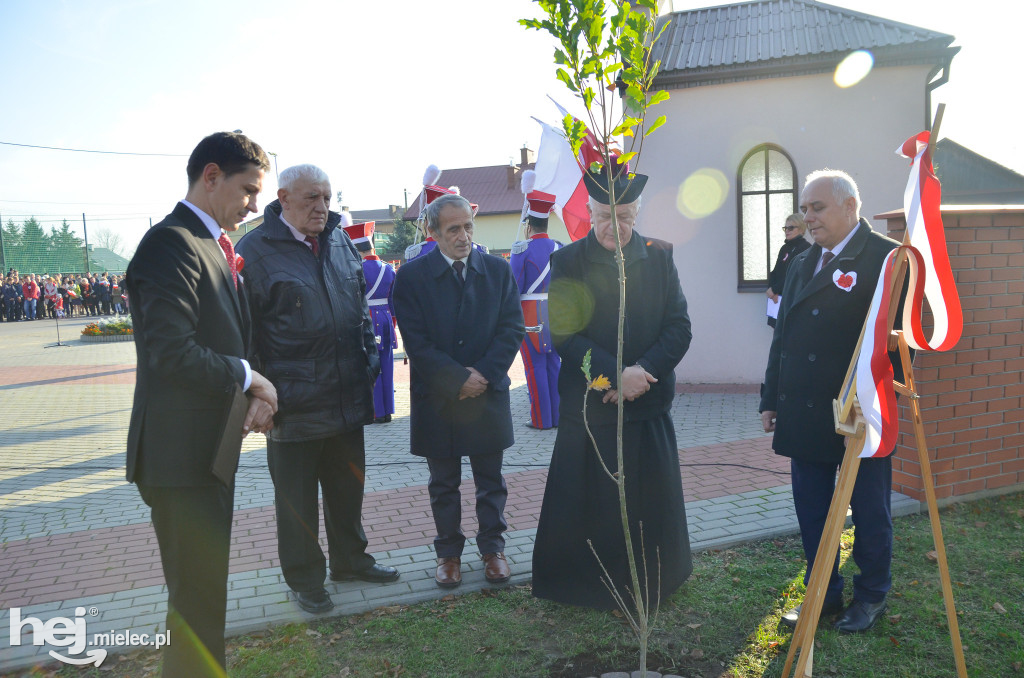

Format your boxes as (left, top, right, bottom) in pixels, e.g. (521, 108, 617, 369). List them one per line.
(676, 168, 729, 219)
(834, 50, 874, 88)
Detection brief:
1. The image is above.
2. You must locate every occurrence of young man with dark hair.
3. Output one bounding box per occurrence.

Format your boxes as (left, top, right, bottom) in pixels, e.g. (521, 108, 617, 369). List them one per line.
(126, 131, 277, 677)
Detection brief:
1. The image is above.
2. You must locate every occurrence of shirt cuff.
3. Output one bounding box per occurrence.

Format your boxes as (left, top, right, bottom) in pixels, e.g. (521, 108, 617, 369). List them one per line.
(240, 358, 252, 392)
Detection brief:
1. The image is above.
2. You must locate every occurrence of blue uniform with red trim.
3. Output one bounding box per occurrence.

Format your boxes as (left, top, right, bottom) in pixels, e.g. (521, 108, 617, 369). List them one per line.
(363, 256, 397, 419)
(509, 234, 562, 429)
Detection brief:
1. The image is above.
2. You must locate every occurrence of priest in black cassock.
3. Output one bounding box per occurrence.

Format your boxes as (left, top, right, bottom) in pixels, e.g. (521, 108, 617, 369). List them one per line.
(531, 167, 693, 610)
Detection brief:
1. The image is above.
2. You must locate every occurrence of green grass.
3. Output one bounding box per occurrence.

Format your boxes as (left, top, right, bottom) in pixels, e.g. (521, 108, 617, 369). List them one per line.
(22, 491, 1024, 678)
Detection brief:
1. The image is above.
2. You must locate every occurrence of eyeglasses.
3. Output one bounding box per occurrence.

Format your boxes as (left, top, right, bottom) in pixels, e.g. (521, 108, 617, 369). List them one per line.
(782, 225, 799, 232)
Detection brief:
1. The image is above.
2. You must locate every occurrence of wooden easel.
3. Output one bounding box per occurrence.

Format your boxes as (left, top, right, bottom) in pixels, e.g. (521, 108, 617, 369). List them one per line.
(781, 106, 967, 678)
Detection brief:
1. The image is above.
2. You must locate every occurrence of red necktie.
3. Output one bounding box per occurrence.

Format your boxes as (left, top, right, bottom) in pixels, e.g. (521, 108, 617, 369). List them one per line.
(217, 233, 238, 289)
(305, 235, 320, 258)
(818, 251, 834, 274)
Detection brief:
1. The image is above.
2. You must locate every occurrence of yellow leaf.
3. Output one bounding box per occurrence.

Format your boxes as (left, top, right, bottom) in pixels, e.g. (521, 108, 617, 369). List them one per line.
(589, 374, 611, 390)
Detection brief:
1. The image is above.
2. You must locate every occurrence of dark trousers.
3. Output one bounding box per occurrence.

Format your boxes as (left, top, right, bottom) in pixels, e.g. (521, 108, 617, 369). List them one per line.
(267, 429, 375, 592)
(426, 452, 508, 558)
(791, 455, 893, 604)
(138, 482, 233, 677)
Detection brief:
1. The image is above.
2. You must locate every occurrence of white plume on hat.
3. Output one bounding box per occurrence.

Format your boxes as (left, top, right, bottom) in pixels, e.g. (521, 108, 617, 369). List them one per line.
(520, 169, 537, 196)
(339, 211, 353, 228)
(422, 164, 441, 187)
(448, 186, 460, 195)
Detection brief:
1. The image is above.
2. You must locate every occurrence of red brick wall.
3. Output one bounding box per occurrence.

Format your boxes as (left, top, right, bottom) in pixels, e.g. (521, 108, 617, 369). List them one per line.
(884, 207, 1024, 501)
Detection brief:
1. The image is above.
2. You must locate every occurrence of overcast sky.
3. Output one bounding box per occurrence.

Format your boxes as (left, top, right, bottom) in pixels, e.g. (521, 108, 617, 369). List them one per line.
(0, 0, 1016, 253)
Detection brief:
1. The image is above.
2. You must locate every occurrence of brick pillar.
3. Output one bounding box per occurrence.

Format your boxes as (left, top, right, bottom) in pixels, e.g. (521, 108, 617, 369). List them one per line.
(880, 207, 1024, 501)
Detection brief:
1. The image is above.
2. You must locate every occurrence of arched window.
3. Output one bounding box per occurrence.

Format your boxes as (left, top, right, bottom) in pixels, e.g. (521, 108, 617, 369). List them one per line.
(737, 144, 797, 291)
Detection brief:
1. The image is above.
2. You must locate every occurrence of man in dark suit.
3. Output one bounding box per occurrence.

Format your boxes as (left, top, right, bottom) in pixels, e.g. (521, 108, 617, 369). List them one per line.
(760, 169, 905, 634)
(126, 131, 277, 676)
(392, 193, 524, 589)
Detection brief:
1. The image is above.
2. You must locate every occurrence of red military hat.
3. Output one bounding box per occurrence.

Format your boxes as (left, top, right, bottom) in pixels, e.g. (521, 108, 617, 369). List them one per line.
(343, 221, 375, 252)
(526, 190, 556, 219)
(424, 183, 479, 216)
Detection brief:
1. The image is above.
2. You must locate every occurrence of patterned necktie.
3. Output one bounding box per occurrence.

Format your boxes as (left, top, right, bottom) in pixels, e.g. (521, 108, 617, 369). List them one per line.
(819, 251, 834, 274)
(452, 260, 465, 283)
(217, 233, 238, 290)
(304, 235, 320, 258)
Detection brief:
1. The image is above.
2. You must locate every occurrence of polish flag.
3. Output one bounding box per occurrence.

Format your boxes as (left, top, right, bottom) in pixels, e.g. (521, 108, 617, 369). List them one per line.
(531, 99, 606, 241)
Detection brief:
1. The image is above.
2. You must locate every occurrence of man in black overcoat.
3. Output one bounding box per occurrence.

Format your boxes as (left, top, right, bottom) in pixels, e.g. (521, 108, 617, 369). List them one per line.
(392, 193, 524, 589)
(531, 169, 694, 611)
(126, 132, 278, 676)
(760, 169, 906, 634)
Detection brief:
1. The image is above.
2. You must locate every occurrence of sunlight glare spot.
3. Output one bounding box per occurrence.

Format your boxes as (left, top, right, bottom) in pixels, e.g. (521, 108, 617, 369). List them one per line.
(676, 168, 729, 219)
(834, 50, 874, 88)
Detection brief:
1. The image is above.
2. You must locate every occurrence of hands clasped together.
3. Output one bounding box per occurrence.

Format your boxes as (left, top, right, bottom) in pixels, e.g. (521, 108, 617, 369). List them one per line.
(602, 364, 658, 404)
(243, 371, 279, 437)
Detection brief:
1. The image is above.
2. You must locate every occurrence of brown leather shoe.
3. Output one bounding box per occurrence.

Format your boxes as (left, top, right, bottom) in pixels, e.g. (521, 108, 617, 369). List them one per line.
(435, 557, 461, 588)
(482, 552, 510, 584)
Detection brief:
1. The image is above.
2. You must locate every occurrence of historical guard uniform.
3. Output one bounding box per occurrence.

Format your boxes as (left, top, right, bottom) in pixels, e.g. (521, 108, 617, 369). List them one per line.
(532, 169, 693, 610)
(509, 188, 562, 429)
(345, 219, 398, 423)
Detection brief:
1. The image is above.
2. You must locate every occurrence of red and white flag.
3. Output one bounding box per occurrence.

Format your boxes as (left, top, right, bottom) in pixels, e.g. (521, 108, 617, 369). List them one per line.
(531, 99, 606, 241)
(856, 130, 964, 458)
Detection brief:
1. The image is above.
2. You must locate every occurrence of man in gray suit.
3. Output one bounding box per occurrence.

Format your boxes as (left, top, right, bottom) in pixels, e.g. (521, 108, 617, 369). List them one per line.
(392, 193, 524, 589)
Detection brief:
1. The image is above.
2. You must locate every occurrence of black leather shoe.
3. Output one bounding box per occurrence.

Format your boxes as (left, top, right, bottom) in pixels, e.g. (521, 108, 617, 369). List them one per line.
(330, 563, 400, 583)
(779, 598, 844, 629)
(834, 598, 887, 633)
(294, 588, 334, 614)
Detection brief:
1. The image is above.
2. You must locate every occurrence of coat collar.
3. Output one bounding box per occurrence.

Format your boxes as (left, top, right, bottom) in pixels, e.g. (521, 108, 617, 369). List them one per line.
(583, 228, 649, 264)
(425, 244, 486, 280)
(259, 199, 341, 242)
(172, 202, 212, 240)
(171, 201, 244, 324)
(793, 218, 872, 303)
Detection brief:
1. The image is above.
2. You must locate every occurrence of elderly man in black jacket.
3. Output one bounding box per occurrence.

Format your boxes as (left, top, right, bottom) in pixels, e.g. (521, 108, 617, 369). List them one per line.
(760, 169, 905, 634)
(237, 164, 398, 615)
(392, 193, 524, 589)
(531, 169, 694, 610)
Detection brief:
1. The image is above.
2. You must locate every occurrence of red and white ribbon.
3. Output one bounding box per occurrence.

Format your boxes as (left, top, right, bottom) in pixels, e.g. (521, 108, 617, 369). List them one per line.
(855, 131, 964, 458)
(898, 131, 963, 352)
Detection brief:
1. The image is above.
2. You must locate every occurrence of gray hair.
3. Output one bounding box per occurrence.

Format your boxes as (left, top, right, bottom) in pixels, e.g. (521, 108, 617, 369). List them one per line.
(587, 195, 642, 212)
(804, 169, 861, 214)
(278, 164, 330, 191)
(425, 193, 473, 234)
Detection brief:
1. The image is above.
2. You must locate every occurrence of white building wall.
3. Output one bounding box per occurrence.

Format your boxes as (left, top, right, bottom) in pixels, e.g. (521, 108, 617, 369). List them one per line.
(639, 65, 935, 384)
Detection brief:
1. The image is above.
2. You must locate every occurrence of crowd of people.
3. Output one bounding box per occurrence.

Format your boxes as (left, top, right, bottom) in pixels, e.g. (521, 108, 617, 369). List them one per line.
(1, 270, 126, 322)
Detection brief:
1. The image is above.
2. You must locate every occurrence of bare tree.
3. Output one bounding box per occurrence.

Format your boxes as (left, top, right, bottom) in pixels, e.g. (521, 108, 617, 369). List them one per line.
(94, 228, 125, 257)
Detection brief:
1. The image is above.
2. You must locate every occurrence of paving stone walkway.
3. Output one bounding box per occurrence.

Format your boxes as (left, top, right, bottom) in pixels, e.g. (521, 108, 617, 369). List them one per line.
(0, 317, 919, 673)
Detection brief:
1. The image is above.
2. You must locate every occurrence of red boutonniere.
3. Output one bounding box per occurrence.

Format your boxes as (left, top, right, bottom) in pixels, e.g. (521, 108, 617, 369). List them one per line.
(235, 255, 245, 273)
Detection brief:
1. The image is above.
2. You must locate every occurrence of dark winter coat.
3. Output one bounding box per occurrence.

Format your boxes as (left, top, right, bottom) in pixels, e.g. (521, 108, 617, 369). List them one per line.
(236, 201, 379, 443)
(768, 236, 812, 294)
(392, 246, 524, 458)
(548, 229, 692, 426)
(760, 219, 905, 463)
